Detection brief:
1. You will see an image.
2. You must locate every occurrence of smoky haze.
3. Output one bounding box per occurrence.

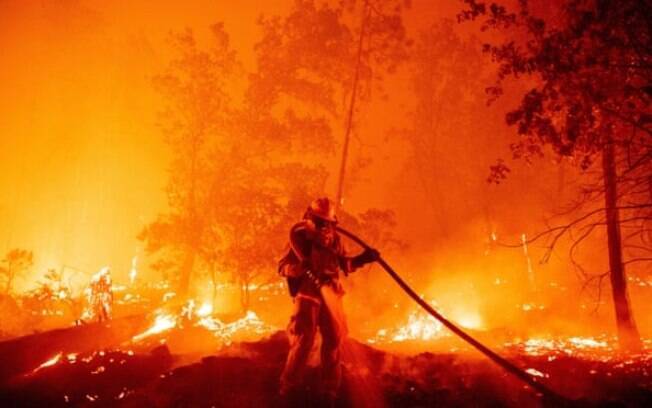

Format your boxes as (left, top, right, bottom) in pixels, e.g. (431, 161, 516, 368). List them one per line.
(1, 0, 646, 340)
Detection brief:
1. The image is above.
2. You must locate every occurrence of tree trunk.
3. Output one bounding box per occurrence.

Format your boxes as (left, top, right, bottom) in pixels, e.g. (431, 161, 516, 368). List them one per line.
(5, 267, 13, 294)
(335, 0, 369, 209)
(240, 280, 250, 312)
(210, 265, 218, 310)
(602, 139, 642, 351)
(178, 132, 202, 298)
(177, 250, 195, 298)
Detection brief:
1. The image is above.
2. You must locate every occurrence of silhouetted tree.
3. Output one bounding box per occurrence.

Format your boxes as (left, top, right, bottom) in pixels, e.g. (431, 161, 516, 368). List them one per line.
(139, 22, 330, 309)
(142, 3, 405, 311)
(400, 20, 492, 237)
(219, 0, 408, 309)
(460, 0, 652, 350)
(139, 23, 238, 297)
(250, 0, 410, 206)
(0, 249, 33, 295)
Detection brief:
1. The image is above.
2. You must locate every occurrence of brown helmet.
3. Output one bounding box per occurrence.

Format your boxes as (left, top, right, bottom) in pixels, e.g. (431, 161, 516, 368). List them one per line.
(306, 197, 337, 223)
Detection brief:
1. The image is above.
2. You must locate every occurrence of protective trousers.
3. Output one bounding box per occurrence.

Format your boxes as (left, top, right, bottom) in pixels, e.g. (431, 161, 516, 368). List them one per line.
(280, 293, 346, 397)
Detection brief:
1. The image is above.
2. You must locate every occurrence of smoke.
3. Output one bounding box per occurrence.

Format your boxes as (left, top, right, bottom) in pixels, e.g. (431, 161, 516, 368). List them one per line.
(0, 0, 649, 341)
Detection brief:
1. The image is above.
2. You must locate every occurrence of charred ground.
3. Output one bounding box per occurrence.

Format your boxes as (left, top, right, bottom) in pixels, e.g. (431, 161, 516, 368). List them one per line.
(1, 318, 651, 408)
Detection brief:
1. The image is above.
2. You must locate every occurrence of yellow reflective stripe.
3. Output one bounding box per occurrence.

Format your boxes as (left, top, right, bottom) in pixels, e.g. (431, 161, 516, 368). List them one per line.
(296, 293, 321, 305)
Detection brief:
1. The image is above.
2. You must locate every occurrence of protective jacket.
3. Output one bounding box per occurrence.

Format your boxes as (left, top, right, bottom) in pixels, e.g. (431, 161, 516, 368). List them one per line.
(279, 220, 356, 301)
(279, 217, 379, 398)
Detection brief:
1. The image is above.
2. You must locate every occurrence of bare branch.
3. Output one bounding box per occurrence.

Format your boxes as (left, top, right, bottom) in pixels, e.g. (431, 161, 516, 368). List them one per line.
(623, 257, 652, 266)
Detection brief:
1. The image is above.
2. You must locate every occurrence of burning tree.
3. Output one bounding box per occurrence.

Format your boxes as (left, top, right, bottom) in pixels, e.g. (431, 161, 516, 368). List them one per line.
(0, 249, 33, 295)
(459, 0, 652, 350)
(141, 1, 407, 309)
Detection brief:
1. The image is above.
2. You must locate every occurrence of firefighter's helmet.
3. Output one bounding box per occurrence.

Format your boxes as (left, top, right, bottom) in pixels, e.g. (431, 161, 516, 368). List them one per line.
(307, 197, 337, 223)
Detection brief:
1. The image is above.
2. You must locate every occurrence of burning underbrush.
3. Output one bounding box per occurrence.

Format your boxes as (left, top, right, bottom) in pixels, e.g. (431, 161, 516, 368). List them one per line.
(1, 267, 652, 406)
(0, 298, 651, 407)
(2, 321, 652, 407)
(367, 299, 484, 348)
(127, 300, 278, 355)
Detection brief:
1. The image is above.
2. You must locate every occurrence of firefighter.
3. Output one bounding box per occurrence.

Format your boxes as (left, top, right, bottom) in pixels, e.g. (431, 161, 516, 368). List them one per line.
(279, 197, 379, 405)
(88, 267, 113, 322)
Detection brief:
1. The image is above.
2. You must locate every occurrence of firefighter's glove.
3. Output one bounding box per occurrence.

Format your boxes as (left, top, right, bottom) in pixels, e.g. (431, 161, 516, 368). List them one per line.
(352, 247, 380, 268)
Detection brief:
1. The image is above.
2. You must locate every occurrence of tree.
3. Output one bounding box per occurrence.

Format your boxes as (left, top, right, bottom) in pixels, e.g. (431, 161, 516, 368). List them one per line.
(459, 0, 652, 350)
(199, 149, 297, 312)
(400, 20, 493, 238)
(24, 269, 78, 319)
(0, 249, 33, 295)
(139, 23, 238, 297)
(334, 0, 411, 206)
(142, 2, 405, 311)
(251, 0, 410, 207)
(214, 0, 409, 309)
(139, 20, 333, 309)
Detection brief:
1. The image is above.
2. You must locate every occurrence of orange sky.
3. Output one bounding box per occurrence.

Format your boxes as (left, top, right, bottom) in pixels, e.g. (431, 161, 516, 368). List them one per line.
(0, 1, 457, 286)
(0, 1, 291, 285)
(2, 0, 651, 338)
(0, 0, 585, 301)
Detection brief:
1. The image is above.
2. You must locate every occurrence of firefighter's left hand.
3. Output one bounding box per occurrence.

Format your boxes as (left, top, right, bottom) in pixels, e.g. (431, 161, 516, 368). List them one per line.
(359, 247, 380, 264)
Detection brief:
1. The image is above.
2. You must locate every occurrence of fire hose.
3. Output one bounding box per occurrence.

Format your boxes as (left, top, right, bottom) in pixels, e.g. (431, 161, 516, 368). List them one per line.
(336, 225, 572, 405)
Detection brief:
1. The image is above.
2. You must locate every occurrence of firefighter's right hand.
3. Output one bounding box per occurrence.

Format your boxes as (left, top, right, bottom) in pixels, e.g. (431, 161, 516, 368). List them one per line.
(353, 247, 380, 267)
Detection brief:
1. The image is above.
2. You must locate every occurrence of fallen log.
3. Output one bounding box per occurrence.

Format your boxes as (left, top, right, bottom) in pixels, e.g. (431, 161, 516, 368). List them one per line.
(0, 314, 148, 385)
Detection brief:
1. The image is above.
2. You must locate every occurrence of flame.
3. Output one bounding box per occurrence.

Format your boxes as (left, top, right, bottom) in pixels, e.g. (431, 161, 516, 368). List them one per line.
(132, 312, 177, 342)
(525, 367, 548, 378)
(369, 310, 445, 344)
(28, 352, 63, 375)
(393, 312, 443, 342)
(90, 365, 106, 375)
(455, 312, 483, 330)
(66, 353, 78, 363)
(131, 301, 275, 346)
(505, 336, 616, 359)
(368, 303, 485, 345)
(197, 302, 213, 317)
(129, 256, 138, 284)
(568, 337, 608, 348)
(197, 310, 276, 345)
